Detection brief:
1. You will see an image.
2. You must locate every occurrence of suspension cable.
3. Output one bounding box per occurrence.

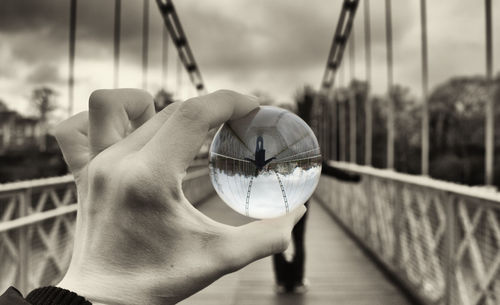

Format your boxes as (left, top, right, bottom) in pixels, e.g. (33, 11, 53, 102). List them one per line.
(155, 0, 206, 95)
(319, 0, 360, 93)
(314, 0, 360, 159)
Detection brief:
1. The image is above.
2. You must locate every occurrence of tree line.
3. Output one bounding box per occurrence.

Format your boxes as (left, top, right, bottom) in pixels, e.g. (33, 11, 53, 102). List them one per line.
(294, 75, 500, 187)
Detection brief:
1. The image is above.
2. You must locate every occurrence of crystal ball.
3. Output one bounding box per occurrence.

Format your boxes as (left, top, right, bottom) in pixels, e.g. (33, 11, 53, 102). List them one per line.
(208, 106, 322, 219)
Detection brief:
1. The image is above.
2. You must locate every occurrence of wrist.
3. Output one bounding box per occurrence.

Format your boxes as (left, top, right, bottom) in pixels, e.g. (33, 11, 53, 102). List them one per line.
(26, 286, 92, 305)
(57, 264, 170, 305)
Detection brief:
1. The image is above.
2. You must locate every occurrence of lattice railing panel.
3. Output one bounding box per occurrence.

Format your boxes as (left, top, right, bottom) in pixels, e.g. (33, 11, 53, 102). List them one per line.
(0, 178, 77, 293)
(452, 196, 500, 305)
(27, 213, 76, 289)
(315, 161, 500, 305)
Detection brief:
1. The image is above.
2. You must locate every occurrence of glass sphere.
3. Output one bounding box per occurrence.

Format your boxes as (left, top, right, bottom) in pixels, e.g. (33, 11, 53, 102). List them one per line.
(209, 106, 322, 219)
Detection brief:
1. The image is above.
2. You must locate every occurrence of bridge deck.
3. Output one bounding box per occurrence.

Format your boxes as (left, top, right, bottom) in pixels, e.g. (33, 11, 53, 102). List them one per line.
(180, 196, 411, 305)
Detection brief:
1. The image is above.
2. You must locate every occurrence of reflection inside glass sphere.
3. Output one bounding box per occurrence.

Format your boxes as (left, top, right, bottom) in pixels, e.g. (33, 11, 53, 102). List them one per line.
(209, 106, 322, 219)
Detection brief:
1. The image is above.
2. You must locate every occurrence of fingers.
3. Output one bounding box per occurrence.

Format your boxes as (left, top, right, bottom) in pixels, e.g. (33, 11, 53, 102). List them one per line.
(88, 89, 155, 157)
(54, 111, 90, 174)
(228, 205, 307, 270)
(120, 102, 181, 151)
(142, 90, 259, 173)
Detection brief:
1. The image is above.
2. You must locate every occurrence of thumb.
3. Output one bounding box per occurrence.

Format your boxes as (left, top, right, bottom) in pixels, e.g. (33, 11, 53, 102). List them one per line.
(228, 205, 307, 270)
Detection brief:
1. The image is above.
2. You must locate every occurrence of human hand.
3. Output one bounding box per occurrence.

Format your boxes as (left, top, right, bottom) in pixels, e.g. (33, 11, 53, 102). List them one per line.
(55, 89, 306, 305)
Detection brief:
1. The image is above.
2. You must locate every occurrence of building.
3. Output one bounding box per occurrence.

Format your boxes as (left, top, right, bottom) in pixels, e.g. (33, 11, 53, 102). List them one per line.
(0, 109, 42, 154)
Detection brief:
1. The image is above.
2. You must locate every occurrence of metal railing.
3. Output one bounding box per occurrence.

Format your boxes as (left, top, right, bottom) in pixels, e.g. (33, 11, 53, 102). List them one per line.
(0, 160, 214, 295)
(315, 161, 500, 305)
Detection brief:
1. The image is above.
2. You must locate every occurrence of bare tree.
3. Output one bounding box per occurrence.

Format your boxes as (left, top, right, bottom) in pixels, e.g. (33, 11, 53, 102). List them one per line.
(31, 87, 58, 151)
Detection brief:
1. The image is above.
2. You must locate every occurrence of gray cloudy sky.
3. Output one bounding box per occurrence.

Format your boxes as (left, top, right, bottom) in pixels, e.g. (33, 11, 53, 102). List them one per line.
(0, 0, 498, 117)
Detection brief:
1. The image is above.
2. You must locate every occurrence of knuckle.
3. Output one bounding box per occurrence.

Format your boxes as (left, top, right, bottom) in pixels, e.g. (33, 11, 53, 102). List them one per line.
(120, 156, 182, 205)
(213, 89, 236, 98)
(87, 157, 114, 192)
(89, 89, 111, 110)
(176, 98, 205, 123)
(274, 231, 292, 253)
(126, 89, 155, 113)
(54, 119, 72, 141)
(156, 101, 180, 119)
(87, 152, 183, 209)
(54, 112, 87, 142)
(213, 89, 240, 104)
(135, 89, 154, 103)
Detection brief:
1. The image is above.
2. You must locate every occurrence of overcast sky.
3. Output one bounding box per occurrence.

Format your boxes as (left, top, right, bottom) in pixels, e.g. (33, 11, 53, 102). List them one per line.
(0, 0, 498, 118)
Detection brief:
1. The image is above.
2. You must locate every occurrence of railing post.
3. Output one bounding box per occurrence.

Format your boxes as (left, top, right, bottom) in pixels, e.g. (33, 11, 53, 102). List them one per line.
(17, 188, 30, 293)
(444, 194, 456, 305)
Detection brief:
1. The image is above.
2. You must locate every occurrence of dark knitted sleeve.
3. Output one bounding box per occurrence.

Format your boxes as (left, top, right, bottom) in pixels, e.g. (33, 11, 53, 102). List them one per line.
(0, 287, 31, 305)
(25, 286, 92, 305)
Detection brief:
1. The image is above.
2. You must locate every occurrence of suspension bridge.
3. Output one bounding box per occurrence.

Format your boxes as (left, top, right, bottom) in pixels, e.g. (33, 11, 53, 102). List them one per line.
(0, 0, 498, 304)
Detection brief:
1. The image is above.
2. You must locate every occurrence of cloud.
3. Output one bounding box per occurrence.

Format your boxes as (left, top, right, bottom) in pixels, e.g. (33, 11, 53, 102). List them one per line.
(26, 63, 63, 84)
(0, 0, 499, 116)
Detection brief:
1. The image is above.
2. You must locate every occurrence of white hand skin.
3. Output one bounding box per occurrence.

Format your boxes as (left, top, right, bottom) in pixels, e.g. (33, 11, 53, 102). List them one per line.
(55, 89, 306, 305)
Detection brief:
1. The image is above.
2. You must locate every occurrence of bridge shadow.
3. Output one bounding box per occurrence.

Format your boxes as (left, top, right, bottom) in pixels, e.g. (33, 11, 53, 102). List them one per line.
(180, 195, 411, 305)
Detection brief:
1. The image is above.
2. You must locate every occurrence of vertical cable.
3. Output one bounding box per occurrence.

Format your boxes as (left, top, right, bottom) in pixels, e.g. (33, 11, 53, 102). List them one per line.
(339, 98, 347, 162)
(349, 90, 357, 164)
(339, 60, 345, 87)
(364, 0, 372, 166)
(325, 99, 331, 159)
(338, 62, 346, 161)
(68, 0, 77, 117)
(349, 30, 355, 82)
(420, 0, 429, 176)
(349, 29, 356, 163)
(162, 26, 169, 90)
(176, 56, 182, 99)
(142, 0, 149, 90)
(329, 85, 338, 161)
(385, 0, 394, 169)
(485, 0, 494, 184)
(113, 0, 121, 89)
(320, 99, 326, 158)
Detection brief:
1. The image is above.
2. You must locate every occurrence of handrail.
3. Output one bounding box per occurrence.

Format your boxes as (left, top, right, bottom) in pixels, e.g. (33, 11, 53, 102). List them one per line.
(0, 175, 74, 192)
(0, 204, 77, 233)
(328, 161, 500, 202)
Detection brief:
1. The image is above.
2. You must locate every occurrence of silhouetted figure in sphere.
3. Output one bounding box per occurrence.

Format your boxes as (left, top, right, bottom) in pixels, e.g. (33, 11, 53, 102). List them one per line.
(245, 136, 275, 172)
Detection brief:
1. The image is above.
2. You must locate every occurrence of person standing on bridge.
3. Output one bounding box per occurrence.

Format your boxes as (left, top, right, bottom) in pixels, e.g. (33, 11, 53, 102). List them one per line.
(272, 88, 361, 294)
(0, 89, 306, 305)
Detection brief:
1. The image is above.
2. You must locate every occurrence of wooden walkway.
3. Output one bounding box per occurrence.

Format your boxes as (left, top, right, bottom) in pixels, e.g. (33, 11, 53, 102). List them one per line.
(180, 196, 411, 305)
